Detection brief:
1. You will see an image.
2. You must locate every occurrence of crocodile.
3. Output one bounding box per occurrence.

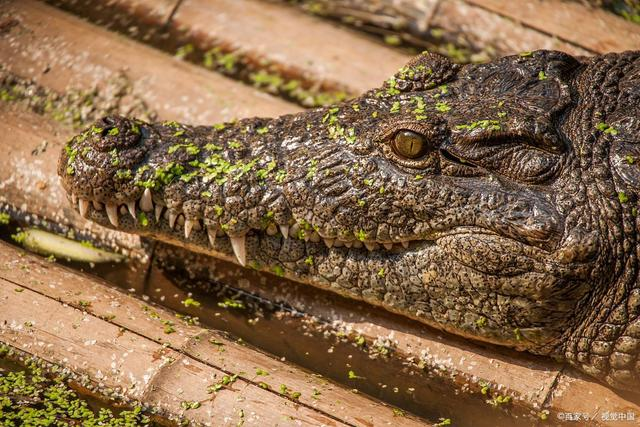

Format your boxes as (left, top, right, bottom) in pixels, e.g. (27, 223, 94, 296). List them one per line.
(58, 50, 640, 392)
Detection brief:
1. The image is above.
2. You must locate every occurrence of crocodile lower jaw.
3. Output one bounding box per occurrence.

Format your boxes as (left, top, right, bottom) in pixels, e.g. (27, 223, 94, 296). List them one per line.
(69, 189, 422, 266)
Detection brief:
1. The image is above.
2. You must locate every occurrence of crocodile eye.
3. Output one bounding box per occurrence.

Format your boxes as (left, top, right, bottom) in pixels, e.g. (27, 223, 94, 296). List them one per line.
(392, 130, 430, 159)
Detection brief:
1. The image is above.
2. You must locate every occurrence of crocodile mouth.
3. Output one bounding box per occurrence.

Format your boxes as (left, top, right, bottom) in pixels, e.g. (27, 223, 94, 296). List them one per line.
(67, 188, 434, 266)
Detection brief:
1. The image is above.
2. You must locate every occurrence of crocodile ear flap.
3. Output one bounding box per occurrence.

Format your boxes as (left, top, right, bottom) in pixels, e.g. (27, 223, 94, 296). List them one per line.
(383, 52, 460, 93)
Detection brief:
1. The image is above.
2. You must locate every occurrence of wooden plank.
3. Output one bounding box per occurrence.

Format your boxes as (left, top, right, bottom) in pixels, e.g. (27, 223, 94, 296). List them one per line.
(465, 0, 640, 53)
(168, 0, 411, 95)
(0, 278, 177, 401)
(0, 0, 300, 125)
(79, 0, 179, 25)
(0, 240, 426, 426)
(547, 371, 640, 426)
(0, 280, 344, 426)
(430, 0, 591, 57)
(279, 0, 591, 58)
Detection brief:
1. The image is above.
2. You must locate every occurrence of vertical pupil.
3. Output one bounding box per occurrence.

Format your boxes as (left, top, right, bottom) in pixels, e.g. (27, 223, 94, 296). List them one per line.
(395, 131, 426, 158)
(409, 139, 418, 156)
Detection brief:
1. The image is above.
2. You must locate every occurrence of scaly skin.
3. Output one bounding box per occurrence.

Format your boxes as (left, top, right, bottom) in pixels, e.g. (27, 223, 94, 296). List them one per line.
(58, 50, 640, 392)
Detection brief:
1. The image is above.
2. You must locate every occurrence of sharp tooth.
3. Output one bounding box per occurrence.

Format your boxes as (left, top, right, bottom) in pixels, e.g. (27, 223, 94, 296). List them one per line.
(71, 193, 78, 205)
(290, 223, 300, 239)
(333, 240, 344, 247)
(139, 188, 153, 212)
(78, 199, 89, 218)
(309, 231, 320, 243)
(324, 238, 334, 248)
(266, 223, 278, 236)
(344, 240, 353, 248)
(119, 205, 128, 215)
(155, 204, 164, 222)
(177, 215, 185, 226)
(92, 201, 103, 210)
(207, 227, 217, 247)
(383, 242, 393, 250)
(106, 204, 119, 227)
(230, 235, 246, 266)
(126, 201, 136, 219)
(353, 240, 363, 249)
(184, 219, 196, 238)
(279, 224, 289, 239)
(364, 241, 377, 251)
(169, 212, 177, 229)
(401, 240, 410, 248)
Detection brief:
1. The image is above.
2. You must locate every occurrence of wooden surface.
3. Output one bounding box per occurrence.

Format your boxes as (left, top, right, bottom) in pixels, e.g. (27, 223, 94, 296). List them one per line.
(170, 0, 410, 95)
(279, 0, 637, 57)
(0, 240, 425, 426)
(430, 0, 590, 57)
(466, 0, 640, 53)
(0, 0, 300, 125)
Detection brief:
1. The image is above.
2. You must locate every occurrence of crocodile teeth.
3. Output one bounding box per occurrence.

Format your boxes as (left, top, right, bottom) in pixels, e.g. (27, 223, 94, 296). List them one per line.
(106, 203, 119, 227)
(344, 240, 353, 248)
(155, 204, 164, 222)
(184, 219, 196, 238)
(401, 240, 409, 249)
(71, 193, 78, 205)
(78, 199, 89, 218)
(324, 238, 334, 248)
(139, 188, 153, 212)
(126, 201, 136, 219)
(169, 212, 177, 229)
(207, 228, 217, 247)
(184, 220, 193, 238)
(230, 235, 246, 266)
(92, 201, 103, 210)
(353, 240, 363, 249)
(279, 224, 289, 239)
(309, 231, 320, 243)
(364, 241, 377, 251)
(383, 242, 393, 250)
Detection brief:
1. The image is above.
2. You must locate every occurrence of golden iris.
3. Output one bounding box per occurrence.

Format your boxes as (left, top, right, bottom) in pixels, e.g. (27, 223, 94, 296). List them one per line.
(391, 130, 429, 159)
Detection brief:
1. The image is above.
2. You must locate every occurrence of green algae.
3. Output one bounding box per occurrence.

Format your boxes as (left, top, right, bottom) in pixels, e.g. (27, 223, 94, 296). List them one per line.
(0, 353, 152, 426)
(0, 70, 157, 130)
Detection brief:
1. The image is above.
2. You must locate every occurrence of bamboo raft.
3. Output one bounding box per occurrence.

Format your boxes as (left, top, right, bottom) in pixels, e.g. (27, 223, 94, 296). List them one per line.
(1, 0, 639, 425)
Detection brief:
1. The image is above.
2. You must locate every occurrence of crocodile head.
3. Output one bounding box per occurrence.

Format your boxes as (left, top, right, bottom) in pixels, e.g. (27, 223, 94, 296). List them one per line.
(58, 50, 640, 391)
